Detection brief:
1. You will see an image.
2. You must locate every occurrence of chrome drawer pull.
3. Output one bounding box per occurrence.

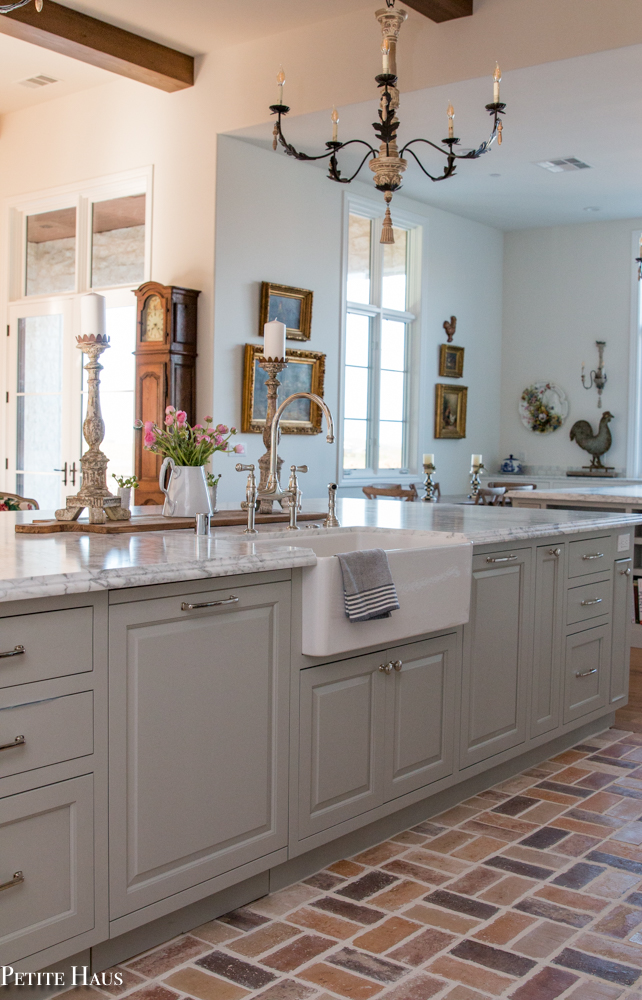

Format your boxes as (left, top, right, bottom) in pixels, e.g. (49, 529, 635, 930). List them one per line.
(580, 598, 603, 606)
(621, 567, 632, 576)
(486, 555, 517, 563)
(549, 548, 561, 557)
(0, 736, 25, 752)
(181, 597, 239, 611)
(379, 662, 392, 674)
(0, 646, 24, 659)
(0, 871, 24, 892)
(392, 660, 403, 672)
(582, 552, 604, 560)
(576, 668, 598, 678)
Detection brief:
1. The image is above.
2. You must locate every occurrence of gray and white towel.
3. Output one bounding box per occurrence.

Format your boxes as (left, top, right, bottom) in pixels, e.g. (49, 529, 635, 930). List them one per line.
(336, 548, 400, 622)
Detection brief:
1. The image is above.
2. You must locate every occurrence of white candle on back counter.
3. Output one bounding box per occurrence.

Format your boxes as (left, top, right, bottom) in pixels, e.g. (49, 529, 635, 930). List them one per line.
(80, 292, 106, 339)
(423, 453, 435, 466)
(471, 454, 483, 469)
(264, 320, 286, 360)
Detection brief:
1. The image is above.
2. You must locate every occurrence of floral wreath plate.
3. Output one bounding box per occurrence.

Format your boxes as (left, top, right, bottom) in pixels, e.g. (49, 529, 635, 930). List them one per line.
(519, 382, 569, 434)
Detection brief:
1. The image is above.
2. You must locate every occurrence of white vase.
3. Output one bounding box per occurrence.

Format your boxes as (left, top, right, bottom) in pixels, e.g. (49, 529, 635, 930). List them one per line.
(159, 459, 213, 518)
(208, 484, 218, 514)
(117, 486, 132, 510)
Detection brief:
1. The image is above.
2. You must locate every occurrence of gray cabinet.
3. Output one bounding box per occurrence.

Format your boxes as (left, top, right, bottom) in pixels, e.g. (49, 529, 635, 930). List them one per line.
(461, 548, 531, 767)
(0, 775, 95, 965)
(531, 544, 564, 738)
(564, 623, 610, 723)
(298, 634, 457, 841)
(109, 580, 291, 919)
(611, 558, 632, 706)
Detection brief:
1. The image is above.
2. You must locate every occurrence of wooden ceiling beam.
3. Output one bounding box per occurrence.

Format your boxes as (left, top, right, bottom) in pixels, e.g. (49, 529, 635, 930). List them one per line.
(0, 1, 193, 92)
(402, 0, 473, 23)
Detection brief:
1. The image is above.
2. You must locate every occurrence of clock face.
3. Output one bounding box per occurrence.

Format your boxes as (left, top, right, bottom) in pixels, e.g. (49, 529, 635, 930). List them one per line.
(142, 295, 165, 342)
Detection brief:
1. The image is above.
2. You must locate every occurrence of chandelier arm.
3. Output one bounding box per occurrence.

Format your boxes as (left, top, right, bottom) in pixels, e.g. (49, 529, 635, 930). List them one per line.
(455, 106, 505, 159)
(399, 137, 452, 160)
(402, 147, 456, 182)
(0, 0, 33, 10)
(275, 124, 337, 163)
(328, 146, 378, 185)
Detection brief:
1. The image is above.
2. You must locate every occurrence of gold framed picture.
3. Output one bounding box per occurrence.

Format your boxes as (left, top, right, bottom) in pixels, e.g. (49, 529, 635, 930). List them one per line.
(259, 281, 313, 342)
(435, 384, 467, 439)
(439, 344, 464, 378)
(242, 345, 326, 435)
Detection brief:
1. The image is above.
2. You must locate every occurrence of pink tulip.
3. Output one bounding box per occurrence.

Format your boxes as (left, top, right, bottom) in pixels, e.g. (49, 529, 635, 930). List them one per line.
(234, 443, 246, 454)
(216, 424, 229, 434)
(176, 410, 188, 426)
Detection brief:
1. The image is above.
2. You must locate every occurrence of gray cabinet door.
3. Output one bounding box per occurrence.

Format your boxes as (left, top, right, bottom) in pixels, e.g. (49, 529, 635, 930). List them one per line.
(298, 651, 385, 840)
(564, 623, 611, 723)
(531, 544, 563, 737)
(383, 634, 457, 801)
(109, 581, 291, 918)
(611, 558, 632, 707)
(0, 775, 94, 964)
(461, 549, 531, 767)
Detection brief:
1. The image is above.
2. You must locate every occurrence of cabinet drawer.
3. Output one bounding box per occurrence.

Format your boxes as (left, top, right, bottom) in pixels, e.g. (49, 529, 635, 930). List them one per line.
(0, 691, 93, 780)
(564, 624, 610, 723)
(0, 775, 94, 964)
(568, 536, 614, 579)
(0, 607, 93, 690)
(567, 577, 612, 625)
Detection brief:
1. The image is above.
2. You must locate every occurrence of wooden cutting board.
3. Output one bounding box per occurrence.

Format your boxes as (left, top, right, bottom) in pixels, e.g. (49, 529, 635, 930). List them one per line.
(15, 510, 326, 534)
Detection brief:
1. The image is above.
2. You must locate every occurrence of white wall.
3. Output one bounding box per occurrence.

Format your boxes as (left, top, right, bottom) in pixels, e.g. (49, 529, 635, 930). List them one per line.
(213, 136, 504, 502)
(501, 218, 641, 476)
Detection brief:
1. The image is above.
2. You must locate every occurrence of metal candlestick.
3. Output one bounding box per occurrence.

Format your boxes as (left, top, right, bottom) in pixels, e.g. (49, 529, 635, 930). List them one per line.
(581, 340, 607, 409)
(422, 463, 438, 502)
(257, 358, 287, 514)
(55, 334, 131, 524)
(468, 462, 485, 500)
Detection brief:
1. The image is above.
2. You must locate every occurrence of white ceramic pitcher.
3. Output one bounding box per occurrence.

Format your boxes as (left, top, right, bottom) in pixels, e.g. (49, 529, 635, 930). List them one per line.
(159, 458, 213, 517)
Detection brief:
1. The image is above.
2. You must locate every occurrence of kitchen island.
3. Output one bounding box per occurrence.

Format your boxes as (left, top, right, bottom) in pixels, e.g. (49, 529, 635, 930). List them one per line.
(2, 500, 641, 976)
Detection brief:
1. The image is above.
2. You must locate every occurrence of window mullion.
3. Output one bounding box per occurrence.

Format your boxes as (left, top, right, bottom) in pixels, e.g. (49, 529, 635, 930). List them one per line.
(369, 313, 382, 474)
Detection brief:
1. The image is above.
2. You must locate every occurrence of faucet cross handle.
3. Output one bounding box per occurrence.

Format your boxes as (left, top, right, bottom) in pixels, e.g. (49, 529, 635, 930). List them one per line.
(236, 463, 258, 535)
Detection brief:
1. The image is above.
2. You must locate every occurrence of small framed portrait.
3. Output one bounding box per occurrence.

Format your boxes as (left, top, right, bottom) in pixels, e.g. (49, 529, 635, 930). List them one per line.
(439, 344, 464, 378)
(242, 344, 326, 434)
(260, 282, 313, 342)
(435, 384, 468, 439)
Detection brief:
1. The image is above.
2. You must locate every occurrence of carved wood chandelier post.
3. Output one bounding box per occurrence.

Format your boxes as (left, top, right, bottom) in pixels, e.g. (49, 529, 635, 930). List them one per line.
(269, 0, 506, 243)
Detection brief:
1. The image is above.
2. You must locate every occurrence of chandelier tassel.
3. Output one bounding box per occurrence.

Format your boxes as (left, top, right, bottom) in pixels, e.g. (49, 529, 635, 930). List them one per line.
(380, 198, 394, 245)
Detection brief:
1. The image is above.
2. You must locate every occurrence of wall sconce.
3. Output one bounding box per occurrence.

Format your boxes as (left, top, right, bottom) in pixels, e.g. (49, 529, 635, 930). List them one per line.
(581, 340, 607, 408)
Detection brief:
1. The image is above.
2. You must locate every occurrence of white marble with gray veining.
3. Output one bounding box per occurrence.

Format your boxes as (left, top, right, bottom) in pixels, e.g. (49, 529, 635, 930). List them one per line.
(506, 485, 642, 506)
(2, 498, 641, 605)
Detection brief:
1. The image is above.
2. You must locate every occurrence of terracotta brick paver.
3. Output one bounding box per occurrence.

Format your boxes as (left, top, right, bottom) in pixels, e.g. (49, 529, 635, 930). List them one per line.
(61, 716, 642, 1000)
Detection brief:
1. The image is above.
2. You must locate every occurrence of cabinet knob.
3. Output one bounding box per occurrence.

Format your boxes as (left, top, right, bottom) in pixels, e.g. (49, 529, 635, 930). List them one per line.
(392, 660, 403, 672)
(549, 547, 561, 557)
(621, 567, 632, 576)
(379, 662, 393, 674)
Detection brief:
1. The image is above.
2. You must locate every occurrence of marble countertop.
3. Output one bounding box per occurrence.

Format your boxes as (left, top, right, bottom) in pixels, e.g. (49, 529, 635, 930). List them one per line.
(506, 486, 642, 505)
(1, 499, 640, 604)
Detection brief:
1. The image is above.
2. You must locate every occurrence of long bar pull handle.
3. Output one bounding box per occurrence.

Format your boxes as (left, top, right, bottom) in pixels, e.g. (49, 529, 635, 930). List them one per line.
(181, 597, 239, 612)
(486, 555, 517, 563)
(0, 645, 24, 659)
(53, 462, 68, 486)
(582, 552, 604, 561)
(621, 567, 632, 576)
(575, 668, 598, 678)
(0, 736, 25, 752)
(0, 871, 24, 892)
(580, 598, 603, 606)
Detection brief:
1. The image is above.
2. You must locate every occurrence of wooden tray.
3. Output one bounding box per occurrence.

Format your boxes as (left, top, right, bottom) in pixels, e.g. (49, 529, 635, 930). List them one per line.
(16, 510, 326, 535)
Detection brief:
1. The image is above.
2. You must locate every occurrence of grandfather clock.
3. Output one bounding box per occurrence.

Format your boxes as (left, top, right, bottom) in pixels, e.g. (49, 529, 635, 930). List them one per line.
(133, 281, 200, 505)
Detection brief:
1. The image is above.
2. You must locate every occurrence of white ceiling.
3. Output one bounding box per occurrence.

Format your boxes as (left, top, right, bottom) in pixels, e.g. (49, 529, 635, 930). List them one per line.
(230, 44, 642, 230)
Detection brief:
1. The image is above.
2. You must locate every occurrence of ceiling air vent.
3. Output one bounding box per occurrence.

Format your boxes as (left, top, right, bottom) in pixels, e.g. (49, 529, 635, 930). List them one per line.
(18, 75, 59, 89)
(536, 157, 592, 173)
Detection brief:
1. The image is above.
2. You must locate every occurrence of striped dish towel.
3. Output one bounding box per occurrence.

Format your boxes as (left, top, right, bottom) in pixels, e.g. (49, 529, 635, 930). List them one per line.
(336, 548, 400, 622)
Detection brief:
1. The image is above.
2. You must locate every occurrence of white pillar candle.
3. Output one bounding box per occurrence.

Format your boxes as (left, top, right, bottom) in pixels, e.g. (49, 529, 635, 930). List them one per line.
(423, 453, 435, 466)
(264, 320, 286, 360)
(80, 292, 106, 339)
(471, 454, 483, 469)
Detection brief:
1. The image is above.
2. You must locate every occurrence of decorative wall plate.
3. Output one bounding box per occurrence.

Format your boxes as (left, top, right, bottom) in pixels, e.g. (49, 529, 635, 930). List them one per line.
(519, 382, 569, 434)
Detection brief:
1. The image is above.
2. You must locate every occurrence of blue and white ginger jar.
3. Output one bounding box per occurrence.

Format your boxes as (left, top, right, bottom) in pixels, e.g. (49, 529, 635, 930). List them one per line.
(500, 454, 523, 474)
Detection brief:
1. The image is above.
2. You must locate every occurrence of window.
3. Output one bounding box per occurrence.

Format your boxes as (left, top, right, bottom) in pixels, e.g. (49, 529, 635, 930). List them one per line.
(342, 205, 419, 479)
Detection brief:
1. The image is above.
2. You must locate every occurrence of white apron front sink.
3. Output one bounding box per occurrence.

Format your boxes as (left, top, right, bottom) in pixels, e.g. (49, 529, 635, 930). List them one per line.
(293, 526, 472, 657)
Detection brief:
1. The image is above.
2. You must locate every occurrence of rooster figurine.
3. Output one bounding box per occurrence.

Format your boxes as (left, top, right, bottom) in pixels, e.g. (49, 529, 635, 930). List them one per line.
(569, 411, 613, 470)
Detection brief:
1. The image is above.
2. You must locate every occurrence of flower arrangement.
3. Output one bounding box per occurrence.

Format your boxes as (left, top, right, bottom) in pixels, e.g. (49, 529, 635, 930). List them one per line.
(141, 407, 245, 466)
(520, 384, 564, 434)
(112, 474, 139, 489)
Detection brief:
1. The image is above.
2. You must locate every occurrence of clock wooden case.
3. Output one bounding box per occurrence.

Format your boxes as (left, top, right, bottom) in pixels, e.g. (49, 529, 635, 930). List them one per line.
(133, 281, 200, 504)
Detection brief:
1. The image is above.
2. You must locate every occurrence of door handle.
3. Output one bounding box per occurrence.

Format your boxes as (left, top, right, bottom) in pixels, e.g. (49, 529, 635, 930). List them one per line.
(54, 462, 68, 486)
(181, 597, 239, 611)
(0, 645, 24, 659)
(575, 668, 598, 678)
(0, 735, 25, 752)
(0, 871, 24, 892)
(582, 552, 604, 561)
(580, 598, 603, 606)
(69, 462, 77, 487)
(486, 555, 517, 563)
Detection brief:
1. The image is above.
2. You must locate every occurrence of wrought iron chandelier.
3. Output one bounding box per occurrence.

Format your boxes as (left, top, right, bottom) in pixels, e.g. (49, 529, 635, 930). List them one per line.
(0, 0, 43, 11)
(270, 0, 506, 243)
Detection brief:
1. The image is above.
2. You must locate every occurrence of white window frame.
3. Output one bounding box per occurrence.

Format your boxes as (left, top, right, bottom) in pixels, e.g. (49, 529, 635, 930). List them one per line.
(628, 228, 642, 479)
(338, 193, 422, 487)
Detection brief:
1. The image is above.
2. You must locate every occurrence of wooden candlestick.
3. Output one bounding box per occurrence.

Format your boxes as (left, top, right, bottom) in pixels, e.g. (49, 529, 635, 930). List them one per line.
(257, 358, 287, 514)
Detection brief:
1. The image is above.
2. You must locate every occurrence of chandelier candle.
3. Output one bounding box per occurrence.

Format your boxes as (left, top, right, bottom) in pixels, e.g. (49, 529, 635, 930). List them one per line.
(331, 107, 339, 142)
(269, 0, 506, 244)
